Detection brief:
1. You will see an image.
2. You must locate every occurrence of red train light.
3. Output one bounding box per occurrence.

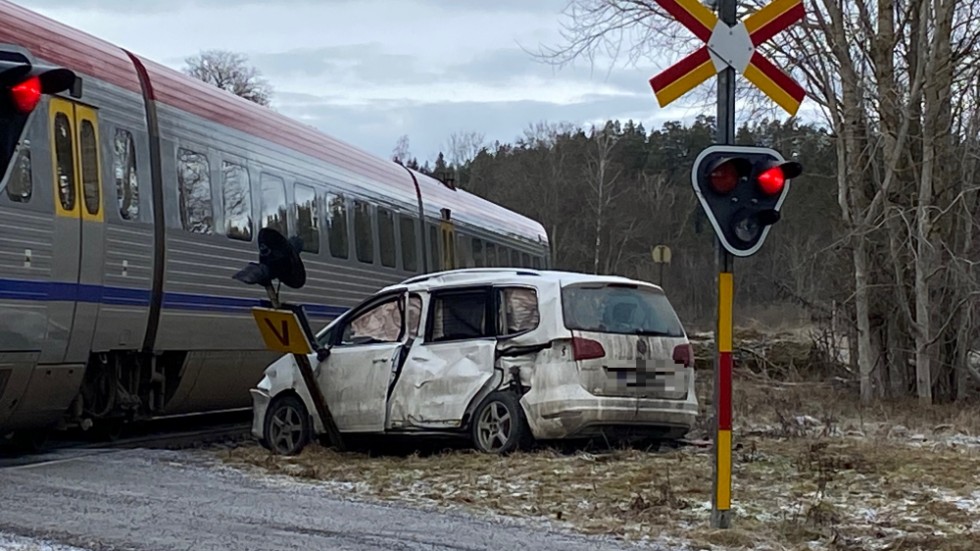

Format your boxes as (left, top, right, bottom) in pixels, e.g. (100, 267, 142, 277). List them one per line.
(10, 75, 42, 113)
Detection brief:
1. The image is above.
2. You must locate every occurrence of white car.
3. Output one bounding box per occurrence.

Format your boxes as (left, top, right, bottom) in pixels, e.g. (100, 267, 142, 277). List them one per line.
(250, 268, 698, 455)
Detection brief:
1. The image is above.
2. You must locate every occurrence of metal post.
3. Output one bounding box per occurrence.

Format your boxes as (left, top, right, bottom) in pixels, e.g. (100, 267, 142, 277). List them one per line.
(711, 0, 737, 530)
(264, 285, 344, 451)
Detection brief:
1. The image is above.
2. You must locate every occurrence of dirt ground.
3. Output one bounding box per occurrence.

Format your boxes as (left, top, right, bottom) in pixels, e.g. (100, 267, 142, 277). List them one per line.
(217, 338, 980, 551)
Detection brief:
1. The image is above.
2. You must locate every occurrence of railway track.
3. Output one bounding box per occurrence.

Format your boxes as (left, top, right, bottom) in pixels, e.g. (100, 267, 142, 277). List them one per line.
(0, 411, 254, 468)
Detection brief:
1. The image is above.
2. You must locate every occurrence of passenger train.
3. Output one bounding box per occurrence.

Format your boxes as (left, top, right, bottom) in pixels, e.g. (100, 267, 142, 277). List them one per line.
(0, 1, 550, 449)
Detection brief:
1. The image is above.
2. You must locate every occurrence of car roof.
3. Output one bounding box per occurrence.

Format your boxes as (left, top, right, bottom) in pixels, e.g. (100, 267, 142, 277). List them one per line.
(378, 268, 665, 294)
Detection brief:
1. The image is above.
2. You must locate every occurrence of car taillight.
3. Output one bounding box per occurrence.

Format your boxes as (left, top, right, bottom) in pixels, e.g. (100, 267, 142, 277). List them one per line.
(672, 343, 693, 368)
(572, 337, 605, 361)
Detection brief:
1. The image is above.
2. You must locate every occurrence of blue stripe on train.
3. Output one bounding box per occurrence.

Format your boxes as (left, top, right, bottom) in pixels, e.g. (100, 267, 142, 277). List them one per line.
(0, 278, 348, 318)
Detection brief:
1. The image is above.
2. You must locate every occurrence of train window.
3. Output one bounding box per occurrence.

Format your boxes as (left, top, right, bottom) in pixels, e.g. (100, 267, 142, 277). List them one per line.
(222, 162, 252, 241)
(54, 113, 76, 211)
(377, 207, 396, 268)
(472, 238, 484, 267)
(260, 173, 287, 236)
(326, 192, 349, 259)
(5, 147, 31, 203)
(456, 234, 473, 268)
(485, 242, 497, 267)
(79, 120, 100, 216)
(428, 224, 439, 271)
(353, 199, 373, 263)
(113, 129, 139, 220)
(294, 183, 319, 253)
(399, 215, 418, 272)
(177, 148, 213, 234)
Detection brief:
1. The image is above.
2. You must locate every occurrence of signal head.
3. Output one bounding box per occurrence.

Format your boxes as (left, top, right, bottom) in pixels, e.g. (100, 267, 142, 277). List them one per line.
(691, 145, 802, 257)
(1, 48, 78, 114)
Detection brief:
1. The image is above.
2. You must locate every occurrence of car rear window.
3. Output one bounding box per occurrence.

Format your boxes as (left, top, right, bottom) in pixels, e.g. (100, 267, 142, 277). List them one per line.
(561, 282, 685, 337)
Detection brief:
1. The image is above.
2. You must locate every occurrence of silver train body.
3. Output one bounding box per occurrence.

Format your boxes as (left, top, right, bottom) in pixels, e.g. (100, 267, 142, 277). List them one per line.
(0, 1, 550, 441)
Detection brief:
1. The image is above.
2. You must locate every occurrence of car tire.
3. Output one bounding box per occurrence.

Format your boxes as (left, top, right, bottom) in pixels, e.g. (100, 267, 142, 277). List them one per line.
(263, 394, 311, 456)
(470, 391, 532, 454)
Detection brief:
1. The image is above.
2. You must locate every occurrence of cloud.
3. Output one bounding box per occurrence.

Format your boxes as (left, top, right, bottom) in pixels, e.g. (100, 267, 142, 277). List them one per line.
(12, 0, 724, 162)
(271, 92, 701, 162)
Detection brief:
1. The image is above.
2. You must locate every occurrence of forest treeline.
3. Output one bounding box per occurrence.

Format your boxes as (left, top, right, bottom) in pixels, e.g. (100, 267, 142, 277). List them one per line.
(408, 117, 844, 334)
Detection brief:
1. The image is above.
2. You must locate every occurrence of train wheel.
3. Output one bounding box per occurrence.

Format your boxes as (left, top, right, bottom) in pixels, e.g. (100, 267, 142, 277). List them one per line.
(264, 394, 311, 456)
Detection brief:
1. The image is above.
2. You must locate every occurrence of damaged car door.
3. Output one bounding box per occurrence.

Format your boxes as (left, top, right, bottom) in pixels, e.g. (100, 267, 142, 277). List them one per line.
(386, 285, 542, 431)
(316, 290, 412, 433)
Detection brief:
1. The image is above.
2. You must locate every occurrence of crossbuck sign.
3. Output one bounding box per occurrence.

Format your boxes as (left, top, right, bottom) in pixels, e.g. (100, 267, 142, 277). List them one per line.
(649, 0, 806, 115)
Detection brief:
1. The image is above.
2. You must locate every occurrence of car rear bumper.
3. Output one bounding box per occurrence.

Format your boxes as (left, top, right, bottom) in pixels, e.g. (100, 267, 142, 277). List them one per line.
(250, 388, 271, 442)
(520, 384, 698, 440)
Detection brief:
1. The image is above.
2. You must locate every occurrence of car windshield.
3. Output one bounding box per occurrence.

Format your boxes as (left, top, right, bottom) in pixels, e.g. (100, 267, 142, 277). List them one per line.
(561, 282, 685, 337)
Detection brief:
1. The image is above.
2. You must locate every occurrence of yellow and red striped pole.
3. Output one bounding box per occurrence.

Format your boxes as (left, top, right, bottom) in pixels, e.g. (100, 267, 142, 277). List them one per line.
(712, 260, 734, 528)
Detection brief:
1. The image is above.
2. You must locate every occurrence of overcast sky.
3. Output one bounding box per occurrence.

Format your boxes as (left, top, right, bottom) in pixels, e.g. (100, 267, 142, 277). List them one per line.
(16, 0, 792, 164)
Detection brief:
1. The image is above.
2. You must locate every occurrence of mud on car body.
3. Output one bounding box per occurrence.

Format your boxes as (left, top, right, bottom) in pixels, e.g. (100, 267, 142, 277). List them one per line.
(251, 268, 698, 455)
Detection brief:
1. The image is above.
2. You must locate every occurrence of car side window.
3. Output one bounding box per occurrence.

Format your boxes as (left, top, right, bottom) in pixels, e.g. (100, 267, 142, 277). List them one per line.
(340, 296, 404, 345)
(427, 288, 491, 343)
(407, 293, 423, 338)
(497, 287, 540, 336)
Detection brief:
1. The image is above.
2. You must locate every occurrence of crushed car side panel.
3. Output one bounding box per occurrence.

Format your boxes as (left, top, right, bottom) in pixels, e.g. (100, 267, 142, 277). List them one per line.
(386, 339, 497, 430)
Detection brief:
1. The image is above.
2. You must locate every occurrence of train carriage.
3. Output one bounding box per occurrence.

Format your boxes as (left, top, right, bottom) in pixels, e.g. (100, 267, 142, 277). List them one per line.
(0, 0, 550, 447)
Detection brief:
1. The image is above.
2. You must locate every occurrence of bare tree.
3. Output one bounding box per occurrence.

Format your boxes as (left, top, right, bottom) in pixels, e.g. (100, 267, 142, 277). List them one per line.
(444, 131, 487, 168)
(183, 49, 273, 106)
(392, 134, 412, 164)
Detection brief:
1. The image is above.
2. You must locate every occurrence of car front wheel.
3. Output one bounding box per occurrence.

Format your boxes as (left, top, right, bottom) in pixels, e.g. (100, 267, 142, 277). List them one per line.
(264, 394, 311, 455)
(470, 391, 532, 454)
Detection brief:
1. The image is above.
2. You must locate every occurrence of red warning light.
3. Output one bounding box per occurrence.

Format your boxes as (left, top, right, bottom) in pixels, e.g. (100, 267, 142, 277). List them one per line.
(10, 76, 41, 113)
(757, 166, 785, 195)
(709, 162, 739, 194)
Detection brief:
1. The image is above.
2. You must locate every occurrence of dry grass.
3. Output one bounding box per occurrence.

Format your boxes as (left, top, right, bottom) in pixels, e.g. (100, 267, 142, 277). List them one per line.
(216, 377, 980, 551)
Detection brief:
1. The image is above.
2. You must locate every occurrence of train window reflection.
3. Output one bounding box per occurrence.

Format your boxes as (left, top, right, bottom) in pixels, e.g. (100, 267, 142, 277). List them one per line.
(378, 207, 396, 268)
(114, 129, 139, 220)
(6, 147, 31, 203)
(79, 120, 100, 216)
(295, 183, 319, 253)
(54, 113, 75, 211)
(354, 199, 373, 263)
(428, 224, 439, 271)
(472, 238, 483, 267)
(260, 173, 287, 236)
(399, 215, 418, 272)
(222, 162, 252, 241)
(326, 192, 348, 259)
(177, 148, 213, 234)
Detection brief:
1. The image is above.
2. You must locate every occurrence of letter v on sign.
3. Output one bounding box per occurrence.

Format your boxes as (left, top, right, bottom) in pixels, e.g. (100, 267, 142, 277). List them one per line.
(648, 0, 806, 116)
(251, 307, 313, 355)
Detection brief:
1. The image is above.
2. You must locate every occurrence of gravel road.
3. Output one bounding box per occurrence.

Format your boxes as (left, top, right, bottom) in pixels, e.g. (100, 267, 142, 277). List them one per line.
(0, 448, 666, 551)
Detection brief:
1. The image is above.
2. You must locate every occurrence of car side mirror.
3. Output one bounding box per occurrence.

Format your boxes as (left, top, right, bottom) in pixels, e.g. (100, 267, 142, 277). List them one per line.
(316, 346, 331, 362)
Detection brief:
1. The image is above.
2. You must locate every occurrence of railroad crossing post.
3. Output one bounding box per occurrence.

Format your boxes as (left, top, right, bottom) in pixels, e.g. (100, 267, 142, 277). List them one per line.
(711, 0, 737, 530)
(648, 0, 807, 530)
(234, 228, 344, 452)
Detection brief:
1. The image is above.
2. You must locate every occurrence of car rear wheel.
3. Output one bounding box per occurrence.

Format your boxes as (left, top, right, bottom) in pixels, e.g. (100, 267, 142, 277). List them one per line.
(264, 394, 311, 456)
(471, 391, 532, 454)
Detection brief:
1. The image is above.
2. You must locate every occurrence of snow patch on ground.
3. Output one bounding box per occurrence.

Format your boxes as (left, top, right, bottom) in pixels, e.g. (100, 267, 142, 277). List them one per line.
(0, 533, 90, 551)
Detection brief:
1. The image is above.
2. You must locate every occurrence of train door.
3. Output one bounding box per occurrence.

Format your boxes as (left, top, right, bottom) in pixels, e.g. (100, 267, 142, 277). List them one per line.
(48, 97, 104, 364)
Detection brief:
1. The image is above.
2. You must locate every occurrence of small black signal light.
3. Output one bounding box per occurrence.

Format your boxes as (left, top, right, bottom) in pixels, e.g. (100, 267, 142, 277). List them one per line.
(691, 145, 802, 257)
(1, 47, 78, 114)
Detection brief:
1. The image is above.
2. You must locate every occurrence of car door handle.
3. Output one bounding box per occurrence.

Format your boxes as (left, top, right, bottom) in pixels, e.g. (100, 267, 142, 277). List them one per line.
(372, 358, 388, 364)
